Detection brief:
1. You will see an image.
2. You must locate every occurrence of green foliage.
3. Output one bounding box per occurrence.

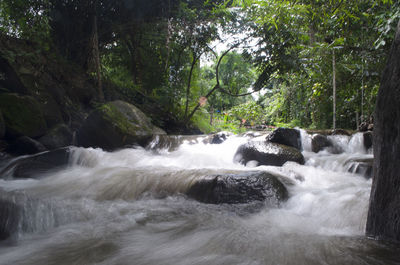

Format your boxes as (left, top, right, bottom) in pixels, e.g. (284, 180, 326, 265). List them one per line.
(229, 101, 265, 125)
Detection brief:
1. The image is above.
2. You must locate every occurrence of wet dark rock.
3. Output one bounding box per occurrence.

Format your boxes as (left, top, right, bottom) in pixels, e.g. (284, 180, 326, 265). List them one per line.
(186, 171, 288, 205)
(266, 127, 301, 150)
(203, 132, 233, 144)
(77, 100, 166, 150)
(345, 158, 373, 179)
(6, 136, 47, 156)
(331, 129, 352, 136)
(367, 21, 400, 242)
(38, 124, 73, 150)
(0, 198, 20, 240)
(234, 141, 305, 167)
(363, 131, 373, 150)
(0, 93, 47, 138)
(0, 147, 71, 179)
(0, 110, 5, 139)
(311, 134, 332, 153)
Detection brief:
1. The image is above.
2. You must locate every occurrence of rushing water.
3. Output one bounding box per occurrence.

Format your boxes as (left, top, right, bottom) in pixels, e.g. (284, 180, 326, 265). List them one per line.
(0, 131, 399, 265)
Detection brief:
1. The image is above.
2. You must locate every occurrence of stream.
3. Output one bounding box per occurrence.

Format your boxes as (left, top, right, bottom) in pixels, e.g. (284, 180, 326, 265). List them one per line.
(0, 130, 400, 265)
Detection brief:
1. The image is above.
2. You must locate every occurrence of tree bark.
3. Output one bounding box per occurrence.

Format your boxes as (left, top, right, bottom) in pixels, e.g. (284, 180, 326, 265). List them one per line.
(366, 20, 400, 242)
(332, 49, 336, 129)
(89, 0, 104, 102)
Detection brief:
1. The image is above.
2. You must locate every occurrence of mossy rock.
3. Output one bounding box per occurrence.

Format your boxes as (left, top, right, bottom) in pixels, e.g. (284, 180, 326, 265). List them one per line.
(0, 110, 5, 139)
(0, 93, 47, 138)
(77, 100, 166, 150)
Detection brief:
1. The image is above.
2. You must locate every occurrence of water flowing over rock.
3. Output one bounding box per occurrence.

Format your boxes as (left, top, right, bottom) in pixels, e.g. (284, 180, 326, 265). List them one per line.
(345, 158, 373, 179)
(367, 21, 400, 242)
(266, 127, 302, 150)
(186, 171, 288, 205)
(76, 100, 166, 150)
(0, 198, 20, 240)
(0, 147, 71, 179)
(234, 141, 305, 167)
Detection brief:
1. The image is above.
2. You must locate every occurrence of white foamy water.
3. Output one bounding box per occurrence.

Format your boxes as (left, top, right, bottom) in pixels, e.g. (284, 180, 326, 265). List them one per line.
(0, 132, 399, 265)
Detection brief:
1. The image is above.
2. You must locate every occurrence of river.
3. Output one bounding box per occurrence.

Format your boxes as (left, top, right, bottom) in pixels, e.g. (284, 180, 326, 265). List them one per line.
(0, 130, 399, 265)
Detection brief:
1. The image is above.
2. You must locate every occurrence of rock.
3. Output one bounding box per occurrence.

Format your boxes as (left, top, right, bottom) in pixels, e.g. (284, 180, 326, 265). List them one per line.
(234, 141, 305, 167)
(0, 198, 20, 240)
(0, 93, 47, 138)
(331, 129, 352, 136)
(311, 134, 332, 153)
(38, 124, 73, 150)
(0, 110, 5, 139)
(203, 131, 233, 144)
(0, 147, 71, 179)
(77, 100, 166, 150)
(363, 131, 373, 150)
(345, 158, 373, 179)
(6, 136, 47, 156)
(359, 122, 369, 132)
(266, 127, 301, 150)
(367, 21, 400, 242)
(186, 171, 288, 205)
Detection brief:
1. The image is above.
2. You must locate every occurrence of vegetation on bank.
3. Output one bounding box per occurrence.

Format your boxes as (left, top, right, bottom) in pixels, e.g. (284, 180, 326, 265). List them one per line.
(0, 0, 399, 134)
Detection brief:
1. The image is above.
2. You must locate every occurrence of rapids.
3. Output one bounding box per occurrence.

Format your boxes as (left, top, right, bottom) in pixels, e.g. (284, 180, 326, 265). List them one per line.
(0, 131, 399, 265)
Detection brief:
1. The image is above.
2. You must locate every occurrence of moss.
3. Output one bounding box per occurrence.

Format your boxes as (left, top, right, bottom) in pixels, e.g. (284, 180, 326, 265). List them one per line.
(98, 103, 149, 136)
(0, 93, 47, 138)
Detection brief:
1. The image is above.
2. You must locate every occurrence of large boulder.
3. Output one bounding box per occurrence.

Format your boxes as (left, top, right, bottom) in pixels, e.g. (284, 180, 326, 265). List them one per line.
(311, 134, 332, 153)
(77, 101, 166, 150)
(367, 21, 400, 242)
(186, 171, 288, 205)
(266, 127, 301, 150)
(0, 93, 47, 138)
(234, 141, 305, 167)
(0, 147, 71, 179)
(38, 124, 73, 150)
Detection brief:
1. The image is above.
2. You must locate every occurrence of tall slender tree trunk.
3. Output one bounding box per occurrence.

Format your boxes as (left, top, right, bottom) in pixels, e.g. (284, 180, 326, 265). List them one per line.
(184, 54, 197, 119)
(332, 49, 336, 129)
(89, 0, 104, 101)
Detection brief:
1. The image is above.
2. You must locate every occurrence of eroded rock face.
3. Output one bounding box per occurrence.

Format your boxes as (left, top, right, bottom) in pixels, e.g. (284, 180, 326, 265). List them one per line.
(186, 171, 288, 205)
(266, 127, 302, 150)
(366, 21, 400, 242)
(234, 141, 305, 167)
(345, 158, 373, 179)
(77, 100, 166, 150)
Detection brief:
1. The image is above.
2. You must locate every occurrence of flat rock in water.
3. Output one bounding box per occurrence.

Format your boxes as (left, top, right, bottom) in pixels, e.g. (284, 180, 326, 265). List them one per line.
(186, 171, 288, 205)
(234, 141, 305, 167)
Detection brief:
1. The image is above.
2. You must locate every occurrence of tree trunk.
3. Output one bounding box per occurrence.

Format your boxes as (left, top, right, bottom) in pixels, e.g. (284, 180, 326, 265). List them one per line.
(366, 20, 400, 242)
(332, 49, 336, 129)
(184, 54, 198, 119)
(89, 0, 104, 102)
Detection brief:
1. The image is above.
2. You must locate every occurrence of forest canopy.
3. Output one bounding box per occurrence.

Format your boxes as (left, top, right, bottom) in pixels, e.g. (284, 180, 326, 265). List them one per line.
(1, 0, 398, 132)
